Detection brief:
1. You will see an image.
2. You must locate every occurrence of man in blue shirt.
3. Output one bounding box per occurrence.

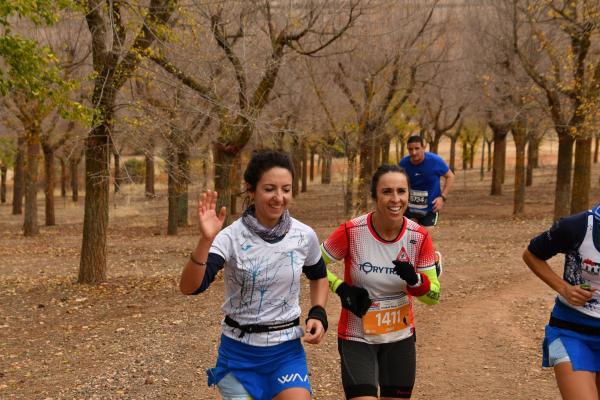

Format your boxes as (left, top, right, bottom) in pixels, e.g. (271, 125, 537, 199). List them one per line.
(400, 135, 455, 276)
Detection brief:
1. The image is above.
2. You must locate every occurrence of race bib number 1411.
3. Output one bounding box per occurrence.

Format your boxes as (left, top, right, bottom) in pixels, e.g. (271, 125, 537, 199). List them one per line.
(363, 295, 411, 336)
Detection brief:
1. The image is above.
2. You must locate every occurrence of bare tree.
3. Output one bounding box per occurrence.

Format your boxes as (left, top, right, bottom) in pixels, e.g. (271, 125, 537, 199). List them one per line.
(148, 1, 359, 224)
(79, 0, 176, 283)
(332, 1, 439, 212)
(512, 0, 600, 217)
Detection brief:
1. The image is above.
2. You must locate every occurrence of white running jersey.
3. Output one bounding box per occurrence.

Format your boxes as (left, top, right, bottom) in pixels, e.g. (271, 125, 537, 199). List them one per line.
(210, 218, 322, 346)
(559, 213, 600, 318)
(322, 213, 435, 343)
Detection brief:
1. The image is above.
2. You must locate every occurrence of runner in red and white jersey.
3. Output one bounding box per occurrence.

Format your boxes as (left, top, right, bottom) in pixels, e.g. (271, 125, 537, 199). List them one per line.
(322, 164, 441, 400)
(323, 213, 437, 343)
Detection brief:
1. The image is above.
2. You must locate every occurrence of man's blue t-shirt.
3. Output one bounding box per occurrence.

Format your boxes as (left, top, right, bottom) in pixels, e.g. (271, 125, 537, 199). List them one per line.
(399, 152, 449, 215)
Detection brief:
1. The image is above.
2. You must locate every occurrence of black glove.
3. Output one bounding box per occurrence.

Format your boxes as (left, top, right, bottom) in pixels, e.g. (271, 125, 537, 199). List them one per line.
(393, 260, 419, 286)
(335, 282, 372, 317)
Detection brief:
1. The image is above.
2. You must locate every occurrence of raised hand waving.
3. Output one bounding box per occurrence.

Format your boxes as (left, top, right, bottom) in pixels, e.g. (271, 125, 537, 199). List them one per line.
(197, 190, 227, 241)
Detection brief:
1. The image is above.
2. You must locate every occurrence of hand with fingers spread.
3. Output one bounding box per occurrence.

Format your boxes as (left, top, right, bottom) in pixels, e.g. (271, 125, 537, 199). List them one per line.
(197, 190, 227, 241)
(561, 283, 597, 307)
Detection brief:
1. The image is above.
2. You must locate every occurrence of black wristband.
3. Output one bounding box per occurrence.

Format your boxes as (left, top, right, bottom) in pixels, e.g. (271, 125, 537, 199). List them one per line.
(440, 195, 447, 202)
(305, 305, 328, 332)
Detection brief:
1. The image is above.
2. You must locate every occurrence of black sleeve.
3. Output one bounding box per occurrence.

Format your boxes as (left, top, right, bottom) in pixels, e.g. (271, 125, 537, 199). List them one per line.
(303, 257, 327, 280)
(192, 253, 225, 295)
(527, 212, 588, 260)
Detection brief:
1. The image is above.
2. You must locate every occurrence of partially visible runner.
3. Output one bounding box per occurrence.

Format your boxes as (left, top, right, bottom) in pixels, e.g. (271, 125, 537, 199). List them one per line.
(523, 203, 600, 400)
(323, 164, 441, 400)
(180, 150, 328, 400)
(399, 135, 455, 277)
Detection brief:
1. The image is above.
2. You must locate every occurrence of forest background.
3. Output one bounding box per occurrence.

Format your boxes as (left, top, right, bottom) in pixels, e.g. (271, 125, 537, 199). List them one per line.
(2, 0, 600, 398)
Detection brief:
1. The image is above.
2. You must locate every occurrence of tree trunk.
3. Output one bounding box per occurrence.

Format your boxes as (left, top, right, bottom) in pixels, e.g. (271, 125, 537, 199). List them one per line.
(345, 151, 356, 218)
(309, 147, 315, 182)
(177, 150, 190, 227)
(167, 150, 178, 235)
(395, 139, 400, 164)
(487, 140, 492, 172)
(301, 139, 307, 193)
(570, 136, 592, 214)
(23, 129, 41, 236)
(166, 145, 183, 235)
(371, 135, 381, 172)
(12, 136, 24, 215)
(526, 134, 540, 187)
(42, 145, 56, 226)
(480, 137, 485, 181)
(381, 135, 391, 164)
(70, 158, 79, 202)
(321, 152, 332, 184)
(357, 128, 375, 213)
(167, 155, 177, 235)
(512, 121, 527, 216)
(461, 140, 468, 170)
(291, 137, 302, 197)
(430, 134, 440, 154)
(553, 133, 574, 220)
(594, 133, 599, 164)
(1, 165, 7, 203)
(490, 124, 509, 196)
(113, 151, 120, 194)
(213, 144, 237, 227)
(230, 155, 242, 215)
(400, 139, 406, 158)
(78, 124, 111, 284)
(317, 153, 322, 178)
(145, 152, 155, 198)
(60, 158, 67, 198)
(449, 135, 457, 171)
(469, 142, 477, 169)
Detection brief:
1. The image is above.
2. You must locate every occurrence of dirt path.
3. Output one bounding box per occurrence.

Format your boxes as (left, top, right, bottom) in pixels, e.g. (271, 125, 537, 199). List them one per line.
(1, 165, 597, 399)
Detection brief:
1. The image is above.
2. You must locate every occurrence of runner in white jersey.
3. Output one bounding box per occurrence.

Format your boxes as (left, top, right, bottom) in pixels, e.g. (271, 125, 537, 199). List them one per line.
(179, 150, 328, 400)
(323, 164, 441, 400)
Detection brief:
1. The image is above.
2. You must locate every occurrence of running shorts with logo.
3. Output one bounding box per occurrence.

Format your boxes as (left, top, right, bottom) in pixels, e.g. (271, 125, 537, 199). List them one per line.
(338, 336, 416, 399)
(405, 210, 439, 227)
(208, 335, 311, 400)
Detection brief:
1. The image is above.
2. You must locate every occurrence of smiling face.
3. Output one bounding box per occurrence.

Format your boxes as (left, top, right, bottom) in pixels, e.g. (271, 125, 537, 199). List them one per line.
(374, 171, 409, 224)
(248, 167, 293, 228)
(407, 141, 425, 165)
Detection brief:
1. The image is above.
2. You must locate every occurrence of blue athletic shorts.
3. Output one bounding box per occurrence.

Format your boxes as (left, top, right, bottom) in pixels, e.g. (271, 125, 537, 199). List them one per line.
(543, 325, 600, 372)
(208, 334, 311, 400)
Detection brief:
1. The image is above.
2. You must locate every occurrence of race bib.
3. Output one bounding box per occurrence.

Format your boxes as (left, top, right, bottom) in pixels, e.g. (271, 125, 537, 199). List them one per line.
(363, 295, 411, 336)
(409, 189, 428, 212)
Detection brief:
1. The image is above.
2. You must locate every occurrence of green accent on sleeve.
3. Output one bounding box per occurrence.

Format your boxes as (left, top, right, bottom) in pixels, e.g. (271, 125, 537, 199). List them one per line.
(417, 267, 441, 305)
(320, 243, 333, 265)
(327, 269, 343, 293)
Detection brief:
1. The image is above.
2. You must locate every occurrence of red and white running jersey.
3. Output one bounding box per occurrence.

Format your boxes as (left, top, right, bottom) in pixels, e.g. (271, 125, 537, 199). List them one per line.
(322, 213, 435, 343)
